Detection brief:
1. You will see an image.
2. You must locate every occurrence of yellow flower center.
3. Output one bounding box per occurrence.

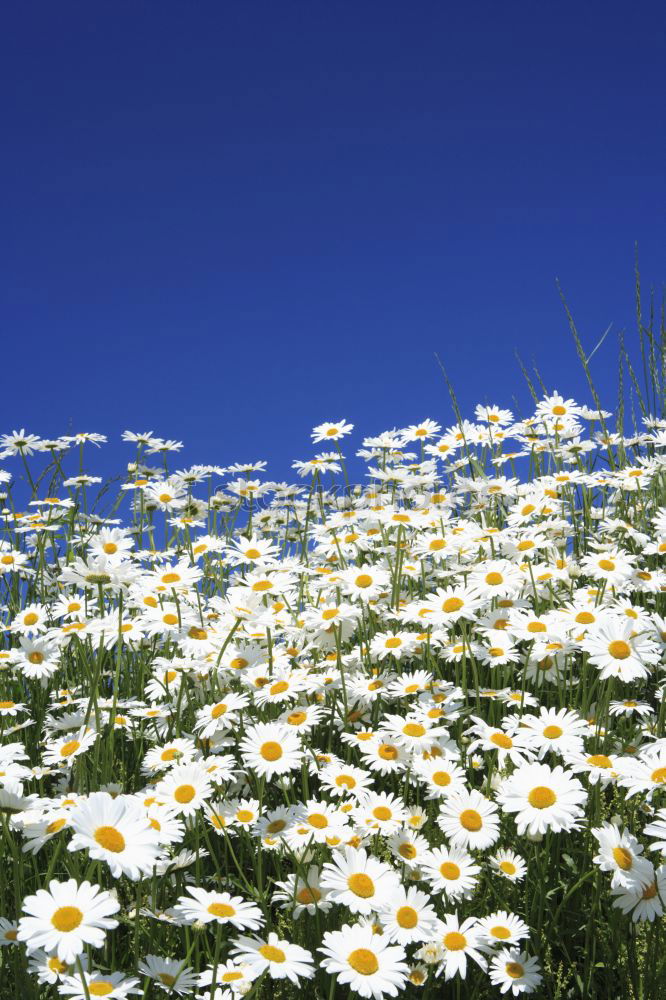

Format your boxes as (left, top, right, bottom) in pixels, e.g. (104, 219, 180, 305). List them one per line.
(208, 902, 236, 918)
(543, 725, 563, 739)
(612, 846, 633, 871)
(432, 770, 451, 786)
(459, 809, 482, 831)
(259, 944, 286, 963)
(174, 784, 196, 803)
(335, 775, 356, 788)
(89, 984, 114, 997)
(396, 905, 418, 928)
(443, 597, 464, 613)
(440, 861, 461, 880)
(297, 887, 321, 904)
(373, 806, 392, 821)
(506, 962, 525, 979)
(260, 741, 283, 762)
(490, 732, 513, 749)
(51, 906, 83, 932)
(402, 723, 425, 738)
(60, 740, 81, 758)
(347, 948, 379, 975)
(94, 825, 126, 853)
(443, 931, 467, 951)
(528, 786, 556, 809)
(608, 640, 631, 659)
(347, 873, 375, 898)
(587, 754, 612, 768)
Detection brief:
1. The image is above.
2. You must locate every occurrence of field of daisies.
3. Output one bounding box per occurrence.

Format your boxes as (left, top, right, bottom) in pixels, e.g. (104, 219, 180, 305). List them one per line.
(1, 380, 666, 998)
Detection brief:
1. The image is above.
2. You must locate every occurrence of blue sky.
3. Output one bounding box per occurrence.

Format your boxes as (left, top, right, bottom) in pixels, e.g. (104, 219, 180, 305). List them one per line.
(1, 1, 664, 483)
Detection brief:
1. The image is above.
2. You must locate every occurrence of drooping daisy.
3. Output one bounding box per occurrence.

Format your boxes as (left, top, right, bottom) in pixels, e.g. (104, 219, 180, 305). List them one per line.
(615, 751, 666, 799)
(319, 923, 409, 1000)
(590, 823, 653, 889)
(643, 808, 666, 853)
(17, 878, 119, 963)
(138, 955, 199, 995)
(27, 949, 80, 986)
(611, 865, 665, 922)
(272, 865, 332, 918)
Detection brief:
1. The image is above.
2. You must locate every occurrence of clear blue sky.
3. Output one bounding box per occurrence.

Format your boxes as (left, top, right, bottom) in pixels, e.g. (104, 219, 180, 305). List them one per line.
(2, 1, 664, 480)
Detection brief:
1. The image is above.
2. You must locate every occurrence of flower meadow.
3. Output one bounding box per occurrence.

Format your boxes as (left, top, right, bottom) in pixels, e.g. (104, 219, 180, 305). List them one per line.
(1, 378, 666, 997)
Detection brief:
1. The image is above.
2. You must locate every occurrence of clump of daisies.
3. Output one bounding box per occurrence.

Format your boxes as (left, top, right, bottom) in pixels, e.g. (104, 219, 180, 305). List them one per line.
(0, 391, 665, 998)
